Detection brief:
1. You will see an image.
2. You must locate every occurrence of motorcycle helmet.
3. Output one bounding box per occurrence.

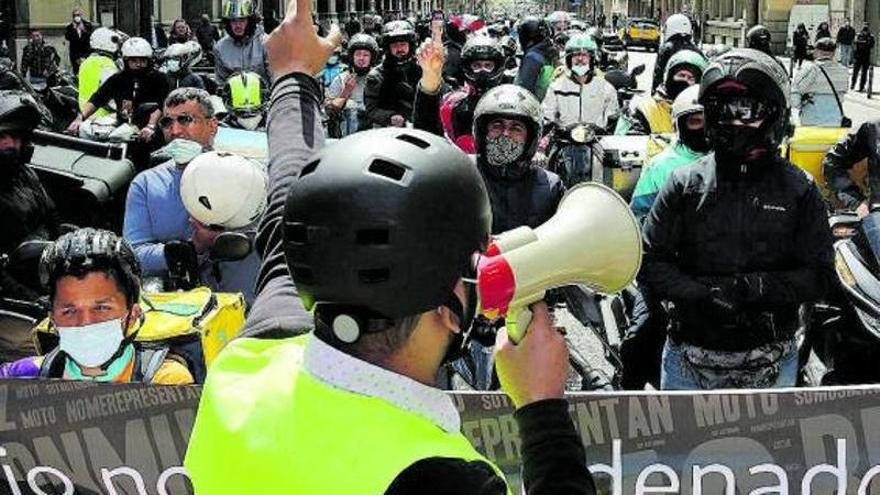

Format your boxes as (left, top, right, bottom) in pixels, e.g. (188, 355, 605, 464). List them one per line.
(346, 33, 380, 75)
(40, 228, 141, 308)
(121, 37, 153, 70)
(282, 128, 491, 342)
(221, 0, 257, 38)
(664, 13, 693, 40)
(699, 48, 791, 164)
(671, 85, 709, 152)
(517, 16, 551, 51)
(161, 41, 202, 75)
(90, 27, 122, 57)
(181, 151, 268, 230)
(664, 49, 708, 100)
(461, 36, 507, 90)
(473, 84, 543, 169)
(381, 20, 417, 63)
(0, 90, 41, 165)
(564, 33, 598, 76)
(223, 71, 265, 131)
(746, 25, 773, 55)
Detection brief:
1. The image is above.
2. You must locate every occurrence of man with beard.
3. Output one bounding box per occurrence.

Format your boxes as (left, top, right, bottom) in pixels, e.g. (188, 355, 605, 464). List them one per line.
(640, 49, 834, 390)
(364, 20, 421, 128)
(413, 35, 508, 153)
(326, 33, 379, 136)
(66, 37, 171, 143)
(0, 91, 59, 298)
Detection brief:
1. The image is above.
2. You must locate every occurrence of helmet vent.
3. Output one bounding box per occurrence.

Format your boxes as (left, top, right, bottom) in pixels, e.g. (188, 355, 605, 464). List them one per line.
(198, 196, 213, 210)
(359, 268, 390, 284)
(286, 223, 308, 244)
(300, 160, 320, 178)
(395, 133, 430, 149)
(356, 228, 389, 245)
(368, 159, 406, 182)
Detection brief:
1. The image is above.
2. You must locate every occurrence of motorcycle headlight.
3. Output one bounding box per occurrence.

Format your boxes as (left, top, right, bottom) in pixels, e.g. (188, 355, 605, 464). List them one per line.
(571, 125, 593, 144)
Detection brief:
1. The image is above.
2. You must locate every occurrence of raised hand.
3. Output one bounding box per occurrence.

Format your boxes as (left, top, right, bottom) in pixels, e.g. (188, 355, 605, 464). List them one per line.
(264, 0, 344, 79)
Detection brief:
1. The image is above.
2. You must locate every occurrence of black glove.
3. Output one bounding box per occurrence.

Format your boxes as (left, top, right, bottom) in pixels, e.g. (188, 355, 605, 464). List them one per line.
(708, 286, 738, 316)
(734, 273, 766, 304)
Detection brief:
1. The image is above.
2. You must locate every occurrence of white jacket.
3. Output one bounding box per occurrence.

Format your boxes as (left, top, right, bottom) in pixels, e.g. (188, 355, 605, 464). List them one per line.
(542, 72, 620, 129)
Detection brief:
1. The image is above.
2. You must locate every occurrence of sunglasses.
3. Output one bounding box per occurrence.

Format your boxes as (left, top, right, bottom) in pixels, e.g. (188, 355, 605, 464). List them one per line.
(705, 97, 777, 125)
(158, 113, 202, 130)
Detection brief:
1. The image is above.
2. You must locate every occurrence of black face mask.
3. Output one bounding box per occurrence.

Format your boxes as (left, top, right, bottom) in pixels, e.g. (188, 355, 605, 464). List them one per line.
(679, 125, 711, 153)
(441, 281, 478, 364)
(710, 123, 772, 164)
(665, 79, 691, 100)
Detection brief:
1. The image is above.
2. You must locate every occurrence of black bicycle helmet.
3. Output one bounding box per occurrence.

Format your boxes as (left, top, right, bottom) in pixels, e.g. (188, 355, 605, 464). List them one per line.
(40, 228, 142, 306)
(283, 129, 491, 341)
(461, 36, 507, 90)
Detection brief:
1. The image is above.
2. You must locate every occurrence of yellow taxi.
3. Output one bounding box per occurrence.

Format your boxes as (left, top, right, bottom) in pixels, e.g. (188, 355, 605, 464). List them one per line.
(619, 18, 660, 51)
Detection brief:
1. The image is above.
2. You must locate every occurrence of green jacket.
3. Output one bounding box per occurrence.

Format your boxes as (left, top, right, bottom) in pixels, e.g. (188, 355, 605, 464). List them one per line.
(630, 140, 706, 223)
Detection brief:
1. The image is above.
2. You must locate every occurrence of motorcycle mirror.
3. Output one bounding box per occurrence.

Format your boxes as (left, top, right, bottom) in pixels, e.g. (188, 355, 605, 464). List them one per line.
(631, 64, 645, 77)
(209, 233, 252, 262)
(11, 240, 52, 265)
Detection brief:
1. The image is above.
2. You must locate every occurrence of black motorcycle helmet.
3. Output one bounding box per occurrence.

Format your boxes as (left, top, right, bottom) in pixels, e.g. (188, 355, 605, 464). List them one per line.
(461, 36, 507, 90)
(746, 25, 773, 55)
(699, 48, 791, 164)
(346, 33, 380, 75)
(0, 90, 42, 164)
(381, 20, 417, 63)
(283, 129, 491, 343)
(40, 228, 142, 307)
(518, 16, 551, 51)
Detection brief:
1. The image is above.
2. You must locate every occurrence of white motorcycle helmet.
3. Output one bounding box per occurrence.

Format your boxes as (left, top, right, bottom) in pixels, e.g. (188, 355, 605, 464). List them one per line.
(664, 14, 693, 40)
(121, 37, 153, 59)
(671, 84, 702, 123)
(162, 41, 203, 74)
(181, 152, 268, 230)
(90, 27, 122, 54)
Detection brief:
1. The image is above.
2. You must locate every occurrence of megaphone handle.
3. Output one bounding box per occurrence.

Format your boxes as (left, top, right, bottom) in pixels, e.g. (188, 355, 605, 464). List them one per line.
(506, 306, 534, 345)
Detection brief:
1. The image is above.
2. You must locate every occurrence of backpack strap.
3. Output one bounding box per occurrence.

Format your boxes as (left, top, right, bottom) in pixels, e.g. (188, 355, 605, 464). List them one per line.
(132, 346, 170, 384)
(38, 348, 65, 378)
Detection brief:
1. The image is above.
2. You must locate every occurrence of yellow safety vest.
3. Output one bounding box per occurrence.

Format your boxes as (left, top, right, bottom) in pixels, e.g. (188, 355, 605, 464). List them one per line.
(635, 94, 674, 134)
(228, 72, 262, 110)
(77, 53, 118, 118)
(185, 334, 511, 494)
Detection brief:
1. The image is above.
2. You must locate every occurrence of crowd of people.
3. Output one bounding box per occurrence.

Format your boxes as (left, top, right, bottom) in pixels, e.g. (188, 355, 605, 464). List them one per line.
(1, 0, 880, 490)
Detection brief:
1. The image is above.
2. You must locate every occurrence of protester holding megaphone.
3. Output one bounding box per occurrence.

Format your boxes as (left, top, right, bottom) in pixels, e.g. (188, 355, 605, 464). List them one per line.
(185, 2, 597, 493)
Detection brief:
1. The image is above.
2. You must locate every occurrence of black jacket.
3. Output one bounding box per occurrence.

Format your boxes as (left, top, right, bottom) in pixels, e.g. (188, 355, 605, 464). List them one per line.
(640, 154, 834, 351)
(837, 25, 856, 45)
(364, 59, 421, 127)
(824, 119, 880, 207)
(64, 21, 93, 64)
(651, 37, 700, 92)
(854, 30, 876, 60)
(479, 162, 566, 234)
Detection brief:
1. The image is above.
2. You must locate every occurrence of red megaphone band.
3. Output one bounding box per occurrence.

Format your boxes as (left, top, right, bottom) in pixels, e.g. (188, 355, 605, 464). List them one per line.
(477, 254, 516, 319)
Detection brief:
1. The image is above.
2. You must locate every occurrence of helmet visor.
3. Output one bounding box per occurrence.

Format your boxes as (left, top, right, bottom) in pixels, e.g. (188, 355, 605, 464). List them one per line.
(705, 96, 776, 125)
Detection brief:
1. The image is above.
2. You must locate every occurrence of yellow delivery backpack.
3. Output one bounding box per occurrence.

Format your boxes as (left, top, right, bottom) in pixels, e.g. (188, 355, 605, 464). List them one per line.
(32, 288, 246, 382)
(784, 126, 851, 194)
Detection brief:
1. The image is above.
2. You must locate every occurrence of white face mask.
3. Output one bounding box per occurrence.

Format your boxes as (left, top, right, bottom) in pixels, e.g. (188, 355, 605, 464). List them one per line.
(237, 114, 263, 130)
(572, 64, 591, 77)
(57, 317, 126, 368)
(73, 16, 83, 24)
(163, 138, 204, 164)
(164, 59, 181, 73)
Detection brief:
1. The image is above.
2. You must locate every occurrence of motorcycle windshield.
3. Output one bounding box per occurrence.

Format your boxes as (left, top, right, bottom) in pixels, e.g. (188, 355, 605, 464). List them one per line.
(862, 211, 880, 268)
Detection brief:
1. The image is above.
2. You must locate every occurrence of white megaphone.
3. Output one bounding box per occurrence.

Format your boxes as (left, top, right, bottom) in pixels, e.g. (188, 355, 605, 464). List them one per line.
(477, 182, 643, 343)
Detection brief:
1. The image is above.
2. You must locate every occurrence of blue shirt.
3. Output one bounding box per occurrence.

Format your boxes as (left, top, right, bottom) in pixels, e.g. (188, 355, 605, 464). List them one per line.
(123, 159, 259, 305)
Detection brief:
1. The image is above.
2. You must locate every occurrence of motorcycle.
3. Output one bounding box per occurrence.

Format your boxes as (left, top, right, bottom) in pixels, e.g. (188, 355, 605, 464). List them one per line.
(143, 232, 256, 294)
(802, 211, 880, 385)
(547, 122, 603, 188)
(605, 63, 645, 110)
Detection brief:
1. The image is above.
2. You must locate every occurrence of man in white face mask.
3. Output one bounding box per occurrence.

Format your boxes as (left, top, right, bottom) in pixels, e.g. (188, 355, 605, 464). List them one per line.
(0, 229, 194, 384)
(123, 88, 218, 278)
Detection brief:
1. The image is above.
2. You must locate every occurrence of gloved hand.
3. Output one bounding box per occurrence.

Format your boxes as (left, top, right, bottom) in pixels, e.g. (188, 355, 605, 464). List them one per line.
(707, 286, 738, 316)
(532, 151, 549, 168)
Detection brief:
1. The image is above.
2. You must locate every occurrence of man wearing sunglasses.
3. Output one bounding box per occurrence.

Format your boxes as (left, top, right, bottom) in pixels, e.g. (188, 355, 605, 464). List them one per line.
(639, 49, 834, 390)
(123, 88, 220, 280)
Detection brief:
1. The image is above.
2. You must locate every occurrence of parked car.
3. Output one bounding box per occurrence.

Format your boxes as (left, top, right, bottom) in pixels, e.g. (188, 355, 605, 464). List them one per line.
(619, 18, 660, 51)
